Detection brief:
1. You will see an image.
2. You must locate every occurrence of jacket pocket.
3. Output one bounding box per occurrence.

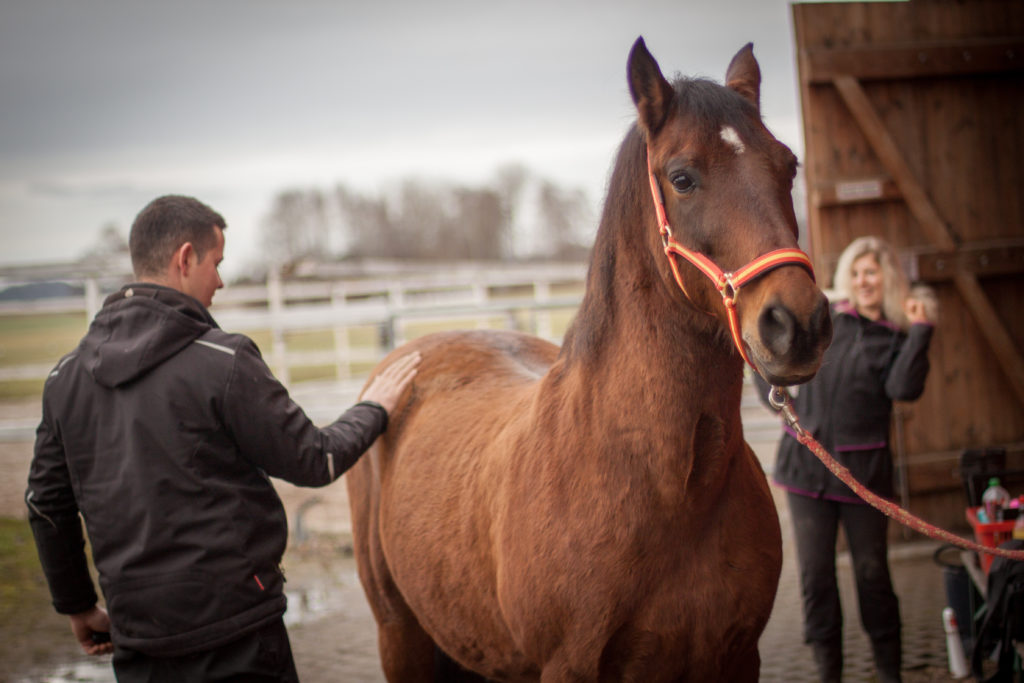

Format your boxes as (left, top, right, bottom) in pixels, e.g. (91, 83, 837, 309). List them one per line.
(104, 570, 265, 641)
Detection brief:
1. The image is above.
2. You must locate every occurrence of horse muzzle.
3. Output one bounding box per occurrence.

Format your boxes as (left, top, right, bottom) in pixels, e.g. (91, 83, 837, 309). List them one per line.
(749, 289, 832, 385)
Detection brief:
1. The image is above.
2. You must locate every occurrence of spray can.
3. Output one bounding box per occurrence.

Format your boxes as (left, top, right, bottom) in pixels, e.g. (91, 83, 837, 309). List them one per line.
(982, 477, 1011, 522)
(943, 606, 969, 678)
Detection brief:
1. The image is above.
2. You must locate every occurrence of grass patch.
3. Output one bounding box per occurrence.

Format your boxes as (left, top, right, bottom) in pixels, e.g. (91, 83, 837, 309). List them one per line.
(285, 330, 335, 351)
(0, 313, 88, 367)
(0, 516, 103, 675)
(0, 518, 46, 584)
(289, 365, 339, 383)
(0, 516, 57, 625)
(0, 378, 45, 401)
(246, 329, 274, 351)
(0, 313, 88, 400)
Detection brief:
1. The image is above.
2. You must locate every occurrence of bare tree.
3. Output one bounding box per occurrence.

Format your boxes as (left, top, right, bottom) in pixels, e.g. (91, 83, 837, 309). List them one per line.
(260, 188, 336, 267)
(494, 164, 529, 256)
(334, 185, 393, 259)
(334, 180, 508, 260)
(393, 180, 447, 259)
(450, 187, 504, 259)
(259, 167, 591, 264)
(82, 222, 128, 259)
(537, 181, 591, 259)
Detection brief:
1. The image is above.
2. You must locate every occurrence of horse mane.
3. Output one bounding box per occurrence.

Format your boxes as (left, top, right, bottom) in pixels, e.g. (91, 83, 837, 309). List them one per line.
(559, 124, 646, 364)
(668, 76, 761, 137)
(561, 77, 758, 365)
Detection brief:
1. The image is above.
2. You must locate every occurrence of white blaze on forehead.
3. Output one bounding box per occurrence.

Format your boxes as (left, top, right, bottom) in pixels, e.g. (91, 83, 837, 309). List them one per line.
(720, 125, 745, 154)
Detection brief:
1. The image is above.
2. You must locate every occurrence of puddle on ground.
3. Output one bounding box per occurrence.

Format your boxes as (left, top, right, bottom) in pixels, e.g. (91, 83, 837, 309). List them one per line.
(11, 553, 365, 683)
(12, 658, 115, 683)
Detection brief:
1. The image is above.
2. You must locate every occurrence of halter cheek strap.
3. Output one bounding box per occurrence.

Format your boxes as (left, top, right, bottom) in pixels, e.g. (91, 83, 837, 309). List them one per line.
(646, 148, 816, 369)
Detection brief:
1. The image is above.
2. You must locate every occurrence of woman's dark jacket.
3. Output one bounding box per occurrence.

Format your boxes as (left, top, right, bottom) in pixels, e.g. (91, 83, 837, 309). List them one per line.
(760, 301, 933, 502)
(25, 284, 387, 657)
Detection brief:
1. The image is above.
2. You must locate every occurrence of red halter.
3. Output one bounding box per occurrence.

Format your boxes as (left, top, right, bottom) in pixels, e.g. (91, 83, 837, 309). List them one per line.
(646, 147, 816, 369)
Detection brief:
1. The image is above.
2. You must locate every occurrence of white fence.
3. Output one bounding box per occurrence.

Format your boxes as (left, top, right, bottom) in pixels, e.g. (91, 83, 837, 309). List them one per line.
(0, 262, 588, 389)
(0, 261, 786, 445)
(219, 264, 587, 386)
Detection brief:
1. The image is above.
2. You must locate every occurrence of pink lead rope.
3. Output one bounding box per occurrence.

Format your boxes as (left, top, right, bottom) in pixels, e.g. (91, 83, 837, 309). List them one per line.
(769, 386, 1024, 563)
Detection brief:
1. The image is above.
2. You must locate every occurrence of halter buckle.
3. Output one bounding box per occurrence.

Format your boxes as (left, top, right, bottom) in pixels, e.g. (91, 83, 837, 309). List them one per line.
(719, 273, 738, 304)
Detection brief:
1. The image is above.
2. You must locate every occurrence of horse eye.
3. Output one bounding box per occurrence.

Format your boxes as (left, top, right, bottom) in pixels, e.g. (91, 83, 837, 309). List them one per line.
(670, 172, 696, 194)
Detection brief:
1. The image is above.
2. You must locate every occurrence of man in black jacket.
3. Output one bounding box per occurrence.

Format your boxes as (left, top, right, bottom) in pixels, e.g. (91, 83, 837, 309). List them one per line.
(25, 194, 419, 681)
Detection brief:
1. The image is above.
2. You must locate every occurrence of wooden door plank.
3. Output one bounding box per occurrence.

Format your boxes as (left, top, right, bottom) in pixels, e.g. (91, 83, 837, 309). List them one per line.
(952, 271, 1024, 405)
(832, 74, 1024, 408)
(913, 242, 1024, 281)
(800, 38, 1024, 84)
(832, 76, 958, 250)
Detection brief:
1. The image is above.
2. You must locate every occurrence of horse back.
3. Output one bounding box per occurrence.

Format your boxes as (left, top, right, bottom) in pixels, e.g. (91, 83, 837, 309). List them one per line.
(375, 327, 558, 440)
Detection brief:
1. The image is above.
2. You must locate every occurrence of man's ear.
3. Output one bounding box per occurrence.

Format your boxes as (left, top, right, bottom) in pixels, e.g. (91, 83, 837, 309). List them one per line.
(173, 242, 196, 277)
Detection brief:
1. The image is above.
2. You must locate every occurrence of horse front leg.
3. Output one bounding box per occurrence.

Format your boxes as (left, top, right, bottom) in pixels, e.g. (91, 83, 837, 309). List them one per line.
(434, 647, 496, 682)
(377, 616, 436, 683)
(538, 649, 594, 683)
(539, 666, 590, 683)
(719, 648, 760, 683)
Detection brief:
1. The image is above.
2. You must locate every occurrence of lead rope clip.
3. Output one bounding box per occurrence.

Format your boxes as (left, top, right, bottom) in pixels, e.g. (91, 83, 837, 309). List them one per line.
(768, 385, 805, 438)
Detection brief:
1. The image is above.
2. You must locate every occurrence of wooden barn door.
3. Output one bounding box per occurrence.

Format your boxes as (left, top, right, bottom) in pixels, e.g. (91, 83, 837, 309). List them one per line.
(792, 0, 1024, 532)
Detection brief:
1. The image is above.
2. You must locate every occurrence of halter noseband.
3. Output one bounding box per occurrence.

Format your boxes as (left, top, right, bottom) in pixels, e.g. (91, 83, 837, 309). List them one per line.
(646, 147, 816, 369)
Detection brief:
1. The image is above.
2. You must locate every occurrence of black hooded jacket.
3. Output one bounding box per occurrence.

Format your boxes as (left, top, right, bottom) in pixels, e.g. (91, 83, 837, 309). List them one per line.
(26, 284, 387, 656)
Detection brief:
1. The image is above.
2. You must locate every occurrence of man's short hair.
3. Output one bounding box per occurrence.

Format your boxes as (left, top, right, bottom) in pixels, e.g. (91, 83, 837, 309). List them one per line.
(129, 195, 227, 278)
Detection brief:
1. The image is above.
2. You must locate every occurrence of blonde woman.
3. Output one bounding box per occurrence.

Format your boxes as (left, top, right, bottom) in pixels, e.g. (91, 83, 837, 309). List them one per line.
(760, 236, 936, 683)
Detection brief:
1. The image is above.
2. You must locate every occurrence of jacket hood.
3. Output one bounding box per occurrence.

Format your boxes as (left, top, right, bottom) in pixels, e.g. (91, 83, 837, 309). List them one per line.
(82, 284, 218, 388)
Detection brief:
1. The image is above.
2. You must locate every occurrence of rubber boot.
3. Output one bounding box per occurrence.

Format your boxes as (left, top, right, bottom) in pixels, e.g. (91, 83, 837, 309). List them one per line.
(810, 638, 842, 683)
(871, 636, 902, 683)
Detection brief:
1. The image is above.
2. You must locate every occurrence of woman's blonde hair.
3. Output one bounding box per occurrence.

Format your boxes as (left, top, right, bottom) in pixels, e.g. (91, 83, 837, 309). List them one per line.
(833, 236, 910, 329)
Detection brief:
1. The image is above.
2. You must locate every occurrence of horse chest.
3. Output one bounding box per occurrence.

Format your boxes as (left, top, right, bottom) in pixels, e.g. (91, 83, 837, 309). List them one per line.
(489, 430, 781, 671)
(513, 527, 778, 681)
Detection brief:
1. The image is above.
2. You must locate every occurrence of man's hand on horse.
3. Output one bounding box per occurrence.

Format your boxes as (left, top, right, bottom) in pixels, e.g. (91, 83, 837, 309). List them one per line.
(361, 352, 421, 414)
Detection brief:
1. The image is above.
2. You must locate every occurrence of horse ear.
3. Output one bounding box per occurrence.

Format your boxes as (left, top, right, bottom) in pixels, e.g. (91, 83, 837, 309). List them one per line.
(725, 43, 761, 110)
(627, 37, 675, 136)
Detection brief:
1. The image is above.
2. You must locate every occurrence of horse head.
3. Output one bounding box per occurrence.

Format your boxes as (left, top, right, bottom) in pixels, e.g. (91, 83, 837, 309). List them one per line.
(627, 37, 831, 385)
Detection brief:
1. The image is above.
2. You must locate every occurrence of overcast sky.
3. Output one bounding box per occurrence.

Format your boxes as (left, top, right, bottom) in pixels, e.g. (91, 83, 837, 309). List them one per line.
(0, 0, 811, 277)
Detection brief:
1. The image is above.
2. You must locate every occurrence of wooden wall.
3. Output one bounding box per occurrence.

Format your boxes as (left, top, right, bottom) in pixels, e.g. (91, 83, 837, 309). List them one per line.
(792, 0, 1024, 533)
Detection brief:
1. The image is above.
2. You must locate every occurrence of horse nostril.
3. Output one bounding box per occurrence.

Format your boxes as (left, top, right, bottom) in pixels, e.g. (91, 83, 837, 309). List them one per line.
(812, 295, 834, 346)
(759, 304, 796, 356)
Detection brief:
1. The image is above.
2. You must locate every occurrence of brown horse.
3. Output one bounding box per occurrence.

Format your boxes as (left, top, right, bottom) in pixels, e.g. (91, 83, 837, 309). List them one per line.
(347, 37, 832, 682)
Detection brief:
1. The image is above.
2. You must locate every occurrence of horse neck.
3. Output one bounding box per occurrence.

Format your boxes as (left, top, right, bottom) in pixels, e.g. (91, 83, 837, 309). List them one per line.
(554, 139, 747, 446)
(538, 229, 748, 526)
(566, 265, 745, 421)
(544, 248, 748, 508)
